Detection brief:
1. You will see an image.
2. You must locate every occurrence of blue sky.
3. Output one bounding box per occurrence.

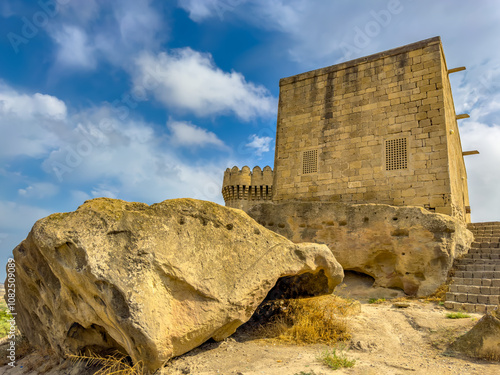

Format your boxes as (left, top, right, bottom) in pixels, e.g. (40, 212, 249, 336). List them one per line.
(1, 0, 500, 279)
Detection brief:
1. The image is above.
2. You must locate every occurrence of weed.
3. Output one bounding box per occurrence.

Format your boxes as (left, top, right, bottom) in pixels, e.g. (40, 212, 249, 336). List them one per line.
(446, 312, 471, 319)
(318, 345, 355, 370)
(256, 295, 354, 344)
(368, 298, 385, 304)
(294, 371, 318, 375)
(68, 350, 144, 375)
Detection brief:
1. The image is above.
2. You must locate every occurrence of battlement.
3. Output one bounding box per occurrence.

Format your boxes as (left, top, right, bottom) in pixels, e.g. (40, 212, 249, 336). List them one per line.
(222, 166, 273, 210)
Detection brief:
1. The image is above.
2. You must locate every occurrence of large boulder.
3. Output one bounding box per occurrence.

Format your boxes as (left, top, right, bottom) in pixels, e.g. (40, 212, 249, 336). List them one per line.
(450, 307, 500, 360)
(8, 198, 343, 373)
(247, 202, 473, 296)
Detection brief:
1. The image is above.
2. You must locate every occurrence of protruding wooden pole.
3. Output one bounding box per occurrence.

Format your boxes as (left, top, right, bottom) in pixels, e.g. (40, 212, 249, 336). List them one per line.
(448, 67, 466, 74)
(456, 114, 470, 120)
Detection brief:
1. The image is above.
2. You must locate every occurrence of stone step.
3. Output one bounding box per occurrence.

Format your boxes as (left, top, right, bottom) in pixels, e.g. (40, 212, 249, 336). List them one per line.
(444, 301, 498, 313)
(445, 222, 500, 314)
(451, 278, 500, 287)
(445, 292, 500, 305)
(464, 258, 500, 263)
(471, 242, 500, 248)
(455, 264, 500, 271)
(449, 285, 500, 295)
(471, 234, 500, 239)
(472, 240, 500, 246)
(468, 221, 500, 227)
(467, 248, 500, 255)
(467, 223, 500, 232)
(472, 228, 500, 231)
(456, 258, 500, 265)
(453, 270, 500, 279)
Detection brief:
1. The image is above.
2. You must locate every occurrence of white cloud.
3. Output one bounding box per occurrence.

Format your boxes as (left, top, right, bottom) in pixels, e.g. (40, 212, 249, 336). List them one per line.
(134, 48, 276, 120)
(51, 25, 96, 69)
(49, 0, 164, 69)
(91, 185, 119, 199)
(18, 183, 59, 199)
(0, 83, 67, 158)
(246, 134, 272, 156)
(0, 79, 233, 208)
(461, 121, 500, 223)
(32, 105, 232, 205)
(0, 85, 67, 120)
(177, 0, 245, 21)
(167, 120, 225, 148)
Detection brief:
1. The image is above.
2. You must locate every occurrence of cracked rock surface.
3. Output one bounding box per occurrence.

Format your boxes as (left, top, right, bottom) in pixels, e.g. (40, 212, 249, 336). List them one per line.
(8, 198, 343, 373)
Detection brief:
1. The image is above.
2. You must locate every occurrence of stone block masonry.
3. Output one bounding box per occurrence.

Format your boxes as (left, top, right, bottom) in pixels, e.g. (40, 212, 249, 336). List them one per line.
(272, 36, 470, 222)
(445, 222, 500, 313)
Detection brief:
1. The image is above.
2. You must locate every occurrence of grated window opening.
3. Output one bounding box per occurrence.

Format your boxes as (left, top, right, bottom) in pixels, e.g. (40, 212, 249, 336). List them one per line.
(302, 149, 318, 174)
(385, 138, 408, 170)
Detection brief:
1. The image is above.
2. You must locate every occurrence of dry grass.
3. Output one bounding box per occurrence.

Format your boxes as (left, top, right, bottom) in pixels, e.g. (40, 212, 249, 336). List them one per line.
(68, 350, 145, 375)
(424, 283, 450, 302)
(478, 339, 500, 362)
(256, 295, 356, 345)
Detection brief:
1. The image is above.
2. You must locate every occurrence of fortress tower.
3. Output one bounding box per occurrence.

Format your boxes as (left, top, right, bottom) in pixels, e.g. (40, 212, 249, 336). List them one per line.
(222, 166, 273, 211)
(222, 37, 474, 222)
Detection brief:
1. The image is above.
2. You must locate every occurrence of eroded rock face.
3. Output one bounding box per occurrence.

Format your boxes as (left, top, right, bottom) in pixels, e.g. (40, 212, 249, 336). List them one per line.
(248, 202, 473, 296)
(8, 198, 343, 373)
(450, 307, 500, 360)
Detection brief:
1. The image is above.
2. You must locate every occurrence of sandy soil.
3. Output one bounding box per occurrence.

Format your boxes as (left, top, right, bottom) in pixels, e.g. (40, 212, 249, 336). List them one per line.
(1, 300, 499, 375)
(161, 301, 499, 375)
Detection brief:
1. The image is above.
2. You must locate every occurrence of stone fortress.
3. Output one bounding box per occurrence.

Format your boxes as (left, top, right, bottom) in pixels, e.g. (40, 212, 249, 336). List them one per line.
(222, 36, 475, 223)
(220, 37, 500, 309)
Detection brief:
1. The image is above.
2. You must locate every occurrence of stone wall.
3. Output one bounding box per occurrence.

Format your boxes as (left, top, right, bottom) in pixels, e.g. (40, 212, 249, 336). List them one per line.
(272, 36, 470, 222)
(439, 47, 471, 222)
(248, 201, 473, 296)
(222, 166, 273, 211)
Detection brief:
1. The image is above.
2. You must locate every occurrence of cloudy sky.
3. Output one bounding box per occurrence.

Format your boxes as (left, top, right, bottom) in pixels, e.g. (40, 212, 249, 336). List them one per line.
(1, 0, 499, 278)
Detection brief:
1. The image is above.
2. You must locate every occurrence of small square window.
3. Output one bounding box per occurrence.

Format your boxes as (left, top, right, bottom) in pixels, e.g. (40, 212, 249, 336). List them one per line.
(303, 149, 318, 174)
(385, 138, 408, 170)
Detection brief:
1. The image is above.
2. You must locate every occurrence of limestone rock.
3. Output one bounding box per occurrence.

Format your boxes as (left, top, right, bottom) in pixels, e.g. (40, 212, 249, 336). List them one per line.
(8, 198, 343, 373)
(248, 202, 473, 296)
(450, 308, 500, 360)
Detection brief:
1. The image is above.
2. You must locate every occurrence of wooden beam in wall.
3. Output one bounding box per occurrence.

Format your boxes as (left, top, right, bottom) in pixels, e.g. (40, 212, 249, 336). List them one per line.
(456, 114, 470, 120)
(462, 150, 480, 156)
(448, 67, 466, 74)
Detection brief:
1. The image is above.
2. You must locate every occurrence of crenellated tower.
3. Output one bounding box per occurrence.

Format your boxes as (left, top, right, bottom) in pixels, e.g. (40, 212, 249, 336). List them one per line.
(222, 166, 273, 210)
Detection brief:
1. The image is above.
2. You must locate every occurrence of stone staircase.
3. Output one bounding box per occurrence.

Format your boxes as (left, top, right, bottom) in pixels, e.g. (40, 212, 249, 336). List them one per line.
(444, 222, 500, 313)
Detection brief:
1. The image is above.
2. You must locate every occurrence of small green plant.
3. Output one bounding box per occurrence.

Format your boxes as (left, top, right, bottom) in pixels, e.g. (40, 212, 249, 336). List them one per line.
(0, 301, 14, 337)
(368, 298, 385, 304)
(438, 301, 444, 306)
(318, 346, 355, 370)
(446, 312, 471, 319)
(294, 371, 318, 375)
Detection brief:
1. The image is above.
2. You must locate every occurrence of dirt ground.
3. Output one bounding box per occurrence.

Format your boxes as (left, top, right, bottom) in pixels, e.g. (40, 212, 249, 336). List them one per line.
(1, 299, 499, 375)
